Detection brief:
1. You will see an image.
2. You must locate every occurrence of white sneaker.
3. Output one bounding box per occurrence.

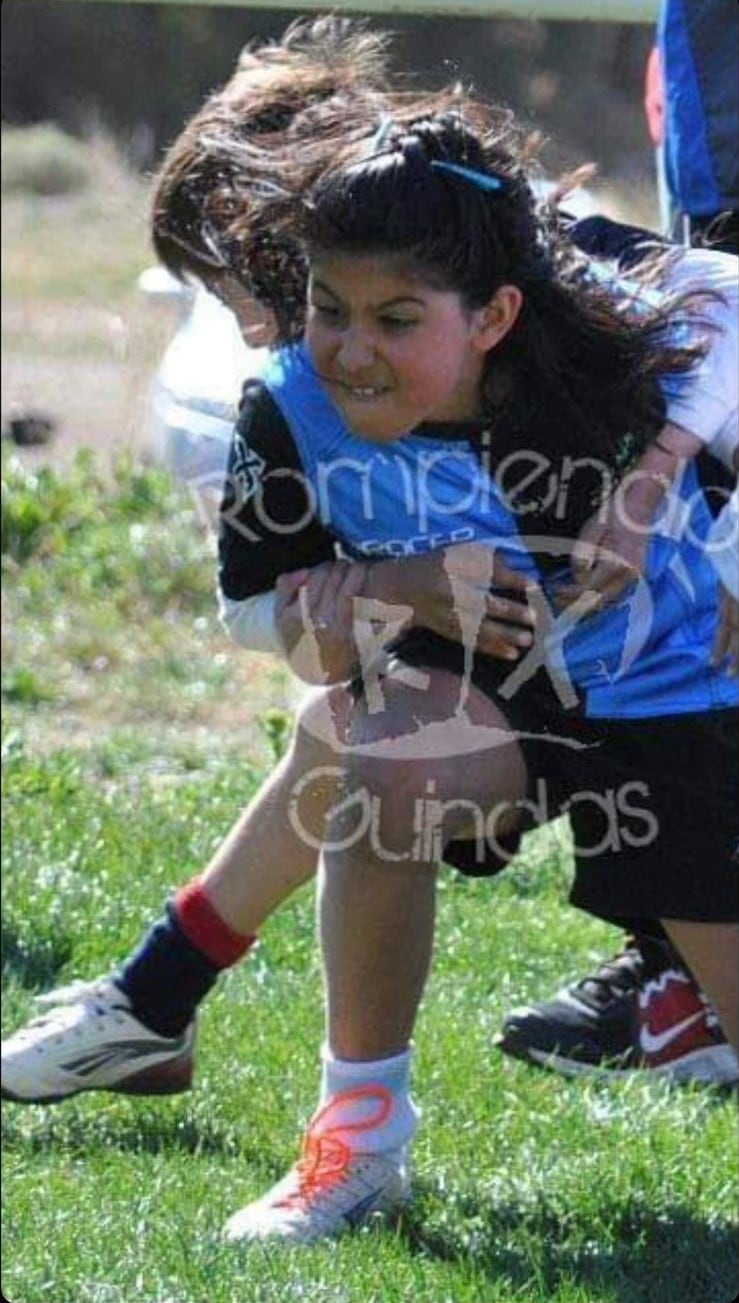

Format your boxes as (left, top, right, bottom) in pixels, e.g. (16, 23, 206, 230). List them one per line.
(224, 1086, 412, 1245)
(1, 978, 195, 1103)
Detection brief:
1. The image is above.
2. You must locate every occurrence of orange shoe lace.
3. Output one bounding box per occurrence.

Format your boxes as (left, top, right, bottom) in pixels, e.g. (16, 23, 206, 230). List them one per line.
(275, 1085, 393, 1210)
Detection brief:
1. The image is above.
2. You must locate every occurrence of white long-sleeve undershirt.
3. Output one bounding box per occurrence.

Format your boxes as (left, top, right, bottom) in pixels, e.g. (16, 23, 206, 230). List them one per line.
(218, 588, 284, 655)
(663, 250, 738, 470)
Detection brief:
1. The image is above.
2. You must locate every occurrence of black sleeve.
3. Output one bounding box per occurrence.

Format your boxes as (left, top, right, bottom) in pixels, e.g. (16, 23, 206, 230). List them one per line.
(218, 378, 337, 601)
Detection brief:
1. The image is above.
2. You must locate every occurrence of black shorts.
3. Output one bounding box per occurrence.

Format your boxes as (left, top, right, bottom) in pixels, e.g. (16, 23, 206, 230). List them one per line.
(370, 630, 739, 926)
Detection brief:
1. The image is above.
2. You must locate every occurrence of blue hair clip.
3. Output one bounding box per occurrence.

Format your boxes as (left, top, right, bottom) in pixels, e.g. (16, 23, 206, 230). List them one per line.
(430, 160, 503, 193)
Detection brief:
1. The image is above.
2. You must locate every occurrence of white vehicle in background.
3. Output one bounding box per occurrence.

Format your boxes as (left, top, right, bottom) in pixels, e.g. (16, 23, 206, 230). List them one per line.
(139, 266, 267, 486)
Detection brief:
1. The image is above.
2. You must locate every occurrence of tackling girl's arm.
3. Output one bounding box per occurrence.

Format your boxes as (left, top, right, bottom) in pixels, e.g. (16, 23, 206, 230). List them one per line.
(562, 249, 738, 646)
(218, 384, 537, 683)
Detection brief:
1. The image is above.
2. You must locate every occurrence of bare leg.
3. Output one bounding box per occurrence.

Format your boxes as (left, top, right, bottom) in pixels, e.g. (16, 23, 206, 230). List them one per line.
(201, 685, 352, 934)
(319, 668, 528, 1060)
(320, 855, 438, 1061)
(660, 919, 739, 1054)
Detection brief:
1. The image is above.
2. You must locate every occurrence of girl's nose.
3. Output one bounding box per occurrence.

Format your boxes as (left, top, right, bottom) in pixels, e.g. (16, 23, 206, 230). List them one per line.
(336, 328, 375, 373)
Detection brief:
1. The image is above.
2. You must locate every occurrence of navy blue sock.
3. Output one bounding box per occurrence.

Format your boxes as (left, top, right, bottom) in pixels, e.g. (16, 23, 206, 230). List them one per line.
(115, 903, 219, 1037)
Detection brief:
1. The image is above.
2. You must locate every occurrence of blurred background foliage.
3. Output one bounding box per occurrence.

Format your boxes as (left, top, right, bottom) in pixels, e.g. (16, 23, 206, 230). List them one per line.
(1, 1, 655, 182)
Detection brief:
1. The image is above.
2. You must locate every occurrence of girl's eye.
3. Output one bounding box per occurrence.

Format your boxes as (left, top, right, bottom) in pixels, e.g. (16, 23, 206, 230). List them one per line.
(311, 303, 341, 322)
(380, 317, 417, 332)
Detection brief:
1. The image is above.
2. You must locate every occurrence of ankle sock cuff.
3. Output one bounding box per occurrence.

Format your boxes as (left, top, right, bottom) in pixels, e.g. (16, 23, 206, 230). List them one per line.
(321, 1044, 412, 1086)
(318, 1045, 419, 1155)
(173, 878, 256, 969)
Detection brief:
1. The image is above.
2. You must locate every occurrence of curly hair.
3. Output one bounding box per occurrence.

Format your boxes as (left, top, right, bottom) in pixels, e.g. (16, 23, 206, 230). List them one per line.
(150, 17, 391, 338)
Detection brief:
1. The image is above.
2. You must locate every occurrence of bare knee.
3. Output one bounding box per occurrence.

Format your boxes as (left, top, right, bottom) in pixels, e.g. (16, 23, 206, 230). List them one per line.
(301, 667, 529, 866)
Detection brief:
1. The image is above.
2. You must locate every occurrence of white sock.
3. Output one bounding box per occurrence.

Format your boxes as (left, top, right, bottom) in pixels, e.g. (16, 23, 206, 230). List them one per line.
(315, 1044, 420, 1156)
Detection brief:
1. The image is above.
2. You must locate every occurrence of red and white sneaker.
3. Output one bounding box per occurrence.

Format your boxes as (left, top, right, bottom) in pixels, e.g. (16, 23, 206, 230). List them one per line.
(224, 1086, 411, 1245)
(637, 967, 738, 1084)
(495, 934, 738, 1085)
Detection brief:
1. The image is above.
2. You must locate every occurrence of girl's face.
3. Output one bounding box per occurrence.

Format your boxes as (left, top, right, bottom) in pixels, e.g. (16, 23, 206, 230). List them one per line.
(305, 253, 520, 441)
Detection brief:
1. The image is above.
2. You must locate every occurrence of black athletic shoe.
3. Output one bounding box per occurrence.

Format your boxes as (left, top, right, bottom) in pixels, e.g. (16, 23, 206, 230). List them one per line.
(494, 936, 738, 1085)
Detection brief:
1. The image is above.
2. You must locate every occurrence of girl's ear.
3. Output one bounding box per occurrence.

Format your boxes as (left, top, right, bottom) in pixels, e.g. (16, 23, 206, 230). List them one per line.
(472, 285, 523, 352)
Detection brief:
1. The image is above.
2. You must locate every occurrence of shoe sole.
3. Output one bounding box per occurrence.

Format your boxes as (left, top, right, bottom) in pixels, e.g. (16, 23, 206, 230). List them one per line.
(496, 1030, 739, 1085)
(1, 1054, 194, 1104)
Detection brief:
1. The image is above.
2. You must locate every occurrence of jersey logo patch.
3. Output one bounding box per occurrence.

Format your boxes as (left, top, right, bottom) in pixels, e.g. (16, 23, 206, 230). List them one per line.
(231, 433, 267, 504)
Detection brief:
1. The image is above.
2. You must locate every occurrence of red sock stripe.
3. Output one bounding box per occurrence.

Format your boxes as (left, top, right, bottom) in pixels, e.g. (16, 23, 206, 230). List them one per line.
(174, 878, 256, 969)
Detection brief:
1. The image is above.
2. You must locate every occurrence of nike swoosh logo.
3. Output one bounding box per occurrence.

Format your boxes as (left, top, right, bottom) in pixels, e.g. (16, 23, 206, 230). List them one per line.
(640, 1011, 704, 1055)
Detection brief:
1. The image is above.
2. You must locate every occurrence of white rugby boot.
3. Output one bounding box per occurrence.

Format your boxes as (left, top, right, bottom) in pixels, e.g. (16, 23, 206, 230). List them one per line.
(1, 978, 195, 1103)
(224, 1085, 411, 1245)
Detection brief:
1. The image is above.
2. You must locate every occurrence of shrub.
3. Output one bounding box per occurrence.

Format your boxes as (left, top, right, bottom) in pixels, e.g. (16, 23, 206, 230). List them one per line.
(1, 451, 100, 564)
(1, 667, 57, 707)
(1, 124, 91, 197)
(1, 448, 214, 617)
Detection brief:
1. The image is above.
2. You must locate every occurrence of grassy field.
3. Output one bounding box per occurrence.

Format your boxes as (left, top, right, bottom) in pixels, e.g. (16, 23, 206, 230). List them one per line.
(1, 715, 737, 1303)
(1, 469, 737, 1303)
(1, 128, 178, 470)
(2, 131, 737, 1303)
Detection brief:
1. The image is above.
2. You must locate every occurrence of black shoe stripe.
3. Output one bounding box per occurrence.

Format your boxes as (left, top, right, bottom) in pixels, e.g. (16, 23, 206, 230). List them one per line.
(62, 1036, 188, 1077)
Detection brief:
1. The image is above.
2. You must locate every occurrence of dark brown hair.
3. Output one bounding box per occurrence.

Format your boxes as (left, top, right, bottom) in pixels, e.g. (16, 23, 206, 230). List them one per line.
(299, 104, 709, 484)
(152, 20, 713, 505)
(150, 17, 391, 338)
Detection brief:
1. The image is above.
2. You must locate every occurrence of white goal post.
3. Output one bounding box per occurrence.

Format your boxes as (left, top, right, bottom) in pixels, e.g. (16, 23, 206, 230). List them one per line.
(56, 1, 658, 23)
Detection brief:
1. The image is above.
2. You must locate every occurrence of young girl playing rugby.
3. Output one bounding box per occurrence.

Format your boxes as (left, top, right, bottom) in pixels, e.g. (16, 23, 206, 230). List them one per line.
(3, 26, 737, 1245)
(213, 103, 738, 1242)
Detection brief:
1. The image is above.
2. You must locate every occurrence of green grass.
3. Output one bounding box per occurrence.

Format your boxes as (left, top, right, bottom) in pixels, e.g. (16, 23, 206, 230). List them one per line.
(2, 453, 738, 1303)
(1, 126, 182, 478)
(1, 448, 292, 754)
(2, 737, 738, 1303)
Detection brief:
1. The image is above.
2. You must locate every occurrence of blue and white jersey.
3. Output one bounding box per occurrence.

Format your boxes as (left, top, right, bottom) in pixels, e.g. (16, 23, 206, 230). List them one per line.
(218, 339, 737, 721)
(261, 344, 538, 576)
